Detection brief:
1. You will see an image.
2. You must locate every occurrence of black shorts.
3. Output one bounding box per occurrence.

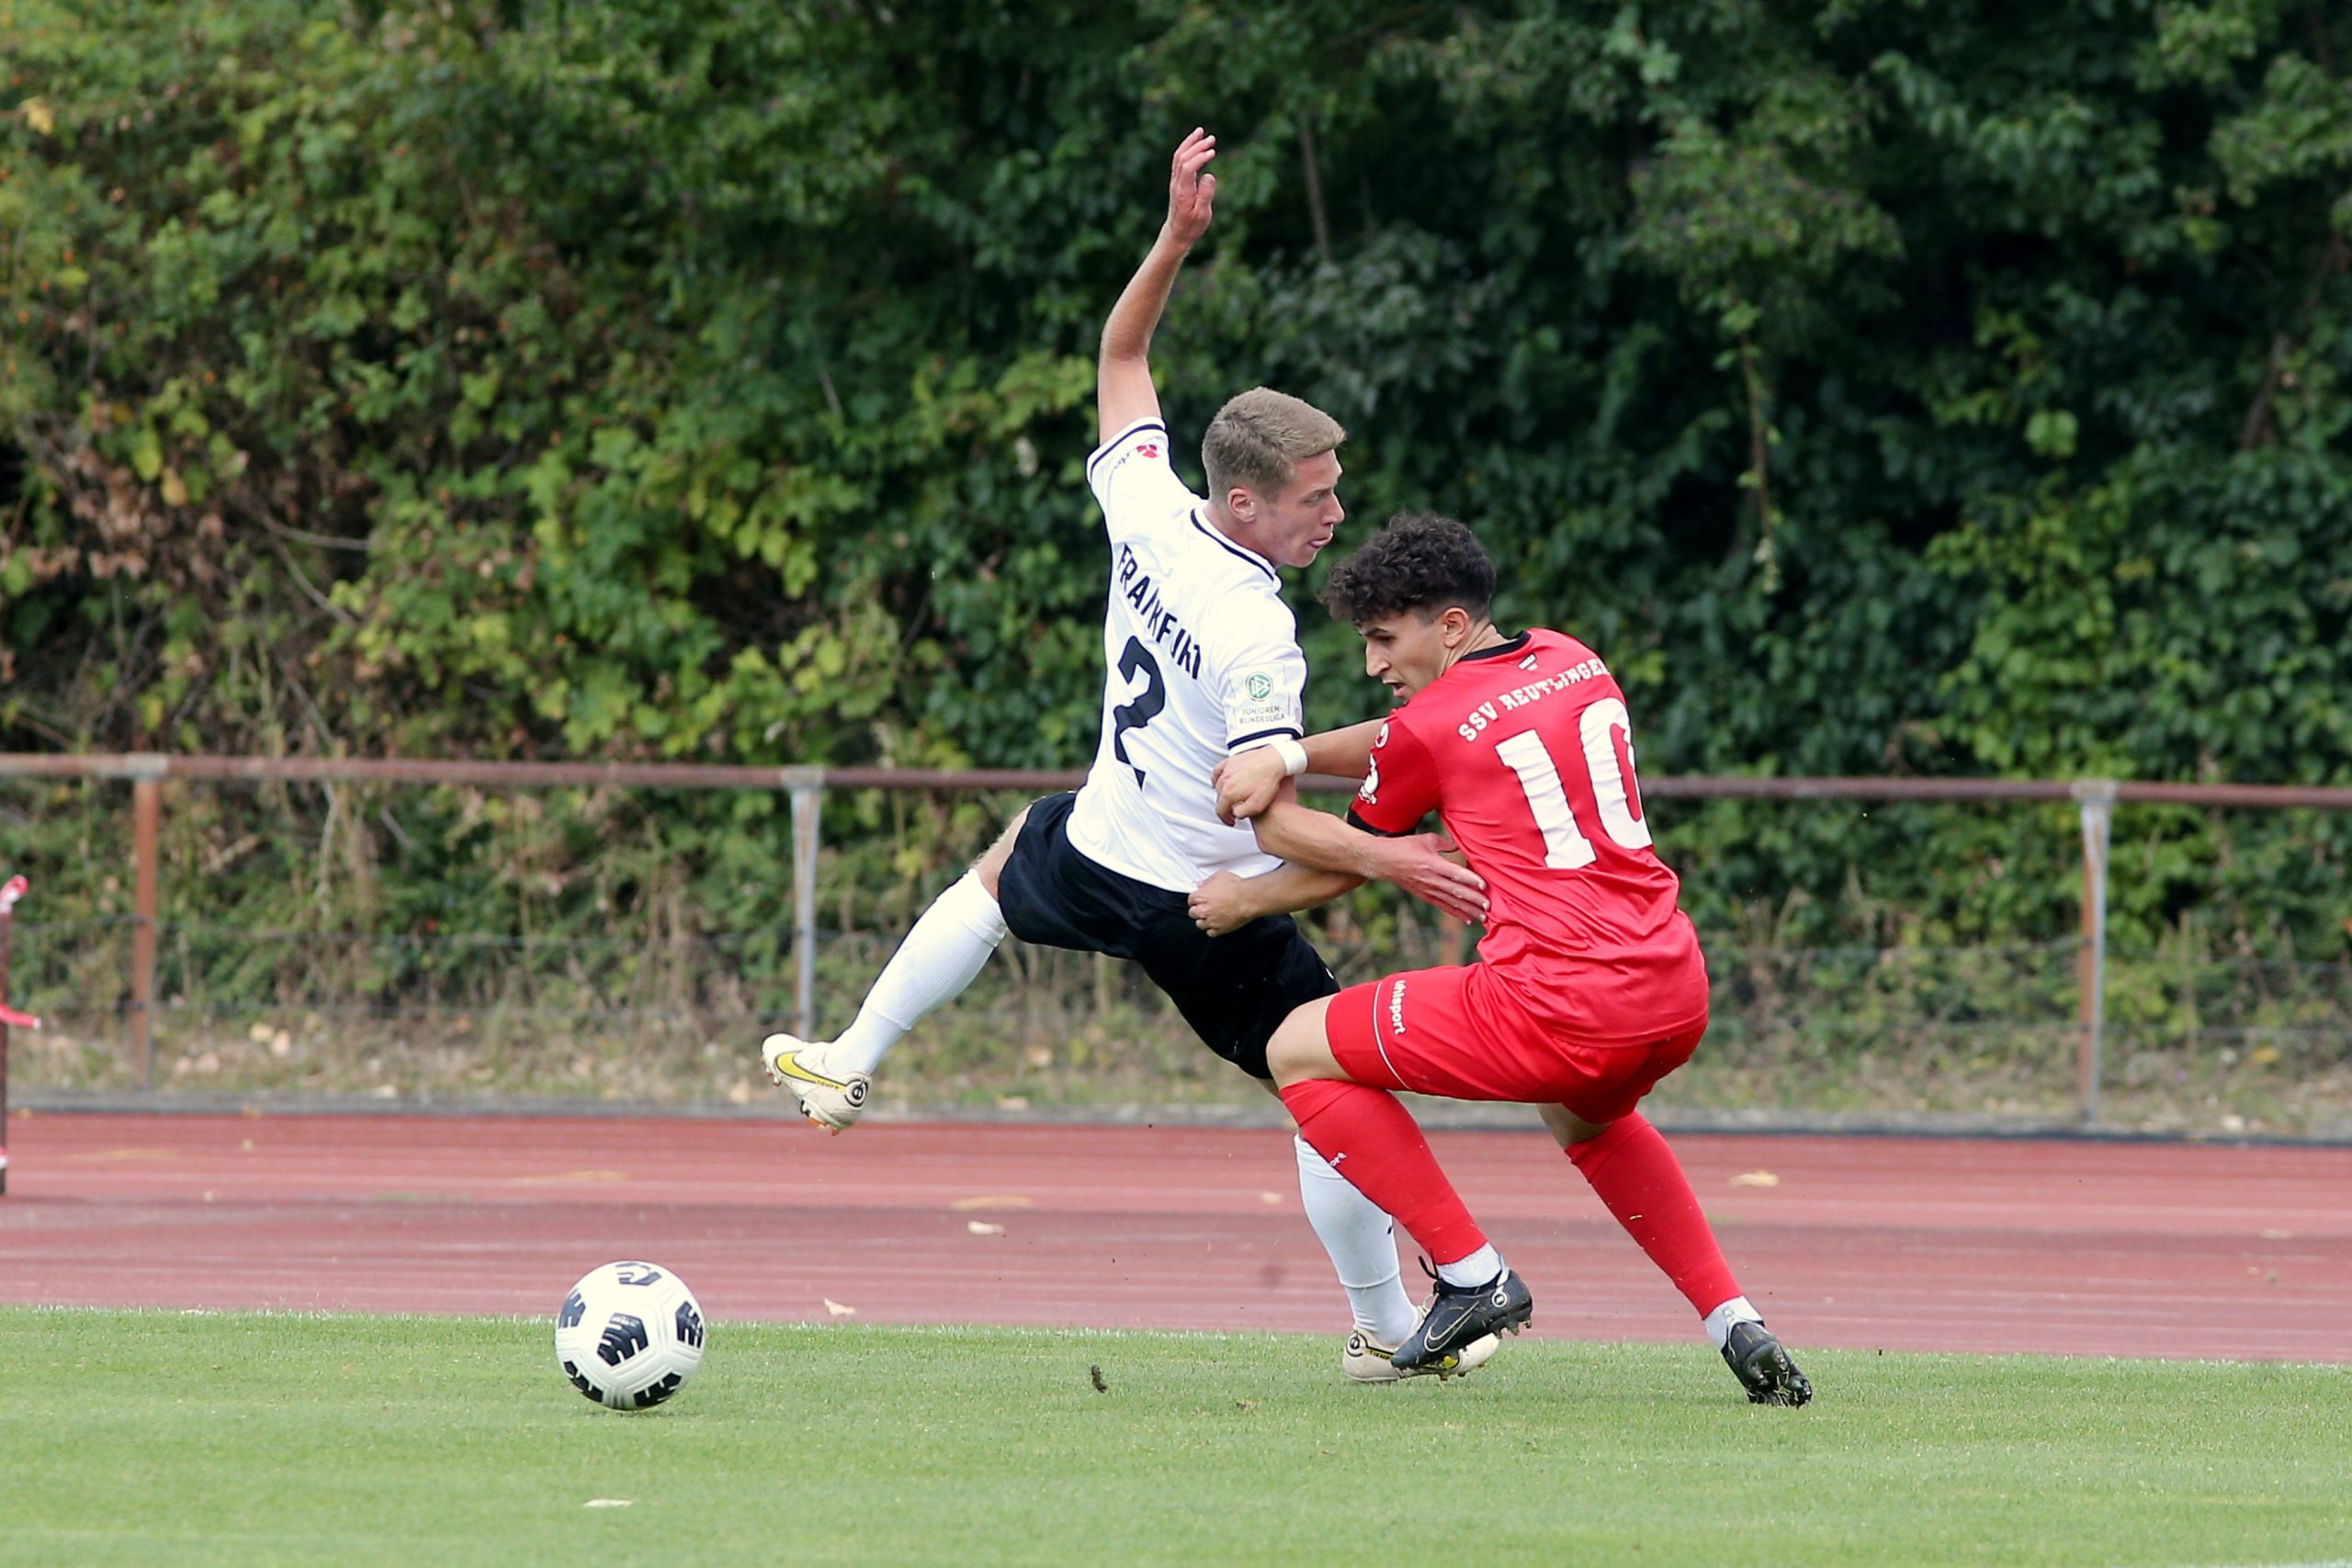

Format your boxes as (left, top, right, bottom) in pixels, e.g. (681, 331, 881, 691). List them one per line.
(996, 792, 1340, 1081)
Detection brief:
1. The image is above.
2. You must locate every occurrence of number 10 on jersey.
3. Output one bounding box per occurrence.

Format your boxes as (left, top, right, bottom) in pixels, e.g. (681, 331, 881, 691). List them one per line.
(1494, 697, 1653, 870)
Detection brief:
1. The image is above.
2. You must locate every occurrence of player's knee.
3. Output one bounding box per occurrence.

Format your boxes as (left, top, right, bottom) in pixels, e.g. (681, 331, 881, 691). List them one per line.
(1264, 1028, 1311, 1086)
(1264, 1003, 1329, 1087)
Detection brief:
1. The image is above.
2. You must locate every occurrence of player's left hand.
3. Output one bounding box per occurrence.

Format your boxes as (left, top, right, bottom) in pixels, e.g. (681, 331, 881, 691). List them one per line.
(1188, 871, 1254, 937)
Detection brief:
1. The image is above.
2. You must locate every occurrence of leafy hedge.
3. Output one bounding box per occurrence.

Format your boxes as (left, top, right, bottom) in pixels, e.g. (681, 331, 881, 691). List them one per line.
(6, 0, 2350, 972)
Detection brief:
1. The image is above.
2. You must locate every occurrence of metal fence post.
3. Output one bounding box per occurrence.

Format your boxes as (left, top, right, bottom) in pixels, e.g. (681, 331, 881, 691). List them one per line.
(1, 874, 27, 1197)
(784, 767, 827, 1042)
(126, 754, 168, 1091)
(2072, 779, 2118, 1126)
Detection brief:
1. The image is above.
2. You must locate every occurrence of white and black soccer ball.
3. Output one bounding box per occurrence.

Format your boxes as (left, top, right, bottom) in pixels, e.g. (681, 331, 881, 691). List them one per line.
(555, 1260, 707, 1411)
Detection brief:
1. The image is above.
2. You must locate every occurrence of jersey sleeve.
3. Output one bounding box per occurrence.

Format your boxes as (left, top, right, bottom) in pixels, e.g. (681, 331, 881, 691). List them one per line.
(1087, 418, 1199, 543)
(1218, 635, 1307, 753)
(1350, 715, 1442, 835)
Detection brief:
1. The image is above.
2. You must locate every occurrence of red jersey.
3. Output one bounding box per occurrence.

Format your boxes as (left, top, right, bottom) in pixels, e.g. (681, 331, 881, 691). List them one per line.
(1349, 628, 1707, 1044)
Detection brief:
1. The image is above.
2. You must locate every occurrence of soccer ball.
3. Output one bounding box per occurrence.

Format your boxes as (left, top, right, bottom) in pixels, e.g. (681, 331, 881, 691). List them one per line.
(555, 1260, 707, 1410)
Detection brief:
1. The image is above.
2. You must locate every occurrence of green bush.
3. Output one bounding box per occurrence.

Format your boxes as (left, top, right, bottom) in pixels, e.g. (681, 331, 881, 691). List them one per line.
(5, 0, 2349, 1043)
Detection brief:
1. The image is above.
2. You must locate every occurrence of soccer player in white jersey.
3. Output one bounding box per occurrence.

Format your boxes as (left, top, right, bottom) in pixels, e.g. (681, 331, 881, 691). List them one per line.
(759, 128, 1493, 1381)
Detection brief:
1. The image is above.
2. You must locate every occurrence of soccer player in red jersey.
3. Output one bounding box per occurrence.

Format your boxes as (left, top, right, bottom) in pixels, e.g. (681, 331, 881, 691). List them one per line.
(1196, 513, 1812, 1402)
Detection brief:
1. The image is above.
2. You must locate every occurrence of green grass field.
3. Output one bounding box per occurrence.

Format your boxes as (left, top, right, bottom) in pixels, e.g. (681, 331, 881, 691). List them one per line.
(7, 1307, 2348, 1567)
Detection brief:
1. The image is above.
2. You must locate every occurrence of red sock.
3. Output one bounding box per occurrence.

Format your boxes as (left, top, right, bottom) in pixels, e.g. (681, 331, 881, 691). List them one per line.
(1281, 1078, 1487, 1265)
(1566, 1111, 1741, 1316)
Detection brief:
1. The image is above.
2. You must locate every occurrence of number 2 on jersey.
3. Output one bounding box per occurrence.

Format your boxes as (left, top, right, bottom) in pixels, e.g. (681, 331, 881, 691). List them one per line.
(1111, 637, 1166, 785)
(1494, 697, 1653, 869)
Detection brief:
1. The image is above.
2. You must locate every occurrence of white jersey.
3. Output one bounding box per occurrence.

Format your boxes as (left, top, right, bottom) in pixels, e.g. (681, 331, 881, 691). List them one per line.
(1064, 417, 1306, 892)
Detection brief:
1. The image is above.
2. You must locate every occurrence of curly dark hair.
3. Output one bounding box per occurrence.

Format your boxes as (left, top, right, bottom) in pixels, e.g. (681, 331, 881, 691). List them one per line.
(1319, 512, 1496, 626)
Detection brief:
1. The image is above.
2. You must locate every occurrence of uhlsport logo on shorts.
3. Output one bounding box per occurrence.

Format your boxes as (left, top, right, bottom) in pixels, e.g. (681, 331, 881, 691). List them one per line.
(1387, 978, 1408, 1036)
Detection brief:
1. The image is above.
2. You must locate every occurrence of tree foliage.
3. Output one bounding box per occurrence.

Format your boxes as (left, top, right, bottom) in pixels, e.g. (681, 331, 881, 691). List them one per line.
(5, 0, 2350, 957)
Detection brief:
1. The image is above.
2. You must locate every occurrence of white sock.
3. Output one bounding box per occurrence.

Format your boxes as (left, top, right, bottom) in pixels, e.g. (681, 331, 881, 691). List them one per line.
(1702, 1295, 1764, 1352)
(1435, 1244, 1504, 1290)
(831, 872, 1009, 1074)
(1294, 1135, 1417, 1345)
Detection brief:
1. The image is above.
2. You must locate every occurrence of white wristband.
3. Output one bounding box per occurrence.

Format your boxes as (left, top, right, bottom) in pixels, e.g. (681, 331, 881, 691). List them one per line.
(1268, 738, 1309, 777)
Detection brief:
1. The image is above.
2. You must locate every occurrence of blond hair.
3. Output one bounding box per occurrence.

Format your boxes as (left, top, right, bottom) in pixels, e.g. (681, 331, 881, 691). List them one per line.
(1202, 387, 1345, 506)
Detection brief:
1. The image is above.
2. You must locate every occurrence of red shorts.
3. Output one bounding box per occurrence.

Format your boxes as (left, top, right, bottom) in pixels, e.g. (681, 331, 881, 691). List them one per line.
(1324, 963, 1704, 1125)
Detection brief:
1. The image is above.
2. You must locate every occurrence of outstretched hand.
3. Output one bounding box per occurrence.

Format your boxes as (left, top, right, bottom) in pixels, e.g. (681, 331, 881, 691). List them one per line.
(1166, 127, 1217, 246)
(1372, 834, 1487, 925)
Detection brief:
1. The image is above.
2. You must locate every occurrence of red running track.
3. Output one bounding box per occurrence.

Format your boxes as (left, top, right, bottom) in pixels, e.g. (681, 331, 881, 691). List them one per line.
(3, 1111, 2348, 1361)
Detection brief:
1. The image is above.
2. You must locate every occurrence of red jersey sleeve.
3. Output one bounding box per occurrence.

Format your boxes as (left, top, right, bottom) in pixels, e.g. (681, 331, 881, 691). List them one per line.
(1349, 716, 1442, 835)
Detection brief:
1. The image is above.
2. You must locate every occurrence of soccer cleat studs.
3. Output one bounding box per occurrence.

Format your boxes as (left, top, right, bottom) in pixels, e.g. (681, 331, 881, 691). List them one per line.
(1721, 1320, 1813, 1407)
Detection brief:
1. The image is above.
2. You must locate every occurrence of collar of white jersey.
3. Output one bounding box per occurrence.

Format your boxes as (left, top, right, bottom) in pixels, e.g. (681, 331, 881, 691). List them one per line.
(1189, 507, 1280, 583)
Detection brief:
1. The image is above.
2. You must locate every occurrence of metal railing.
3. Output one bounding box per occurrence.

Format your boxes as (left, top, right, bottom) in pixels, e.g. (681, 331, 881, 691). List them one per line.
(6, 750, 2351, 1124)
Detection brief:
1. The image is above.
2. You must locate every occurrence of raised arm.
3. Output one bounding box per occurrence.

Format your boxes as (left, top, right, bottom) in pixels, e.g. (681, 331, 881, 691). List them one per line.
(1098, 129, 1217, 443)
